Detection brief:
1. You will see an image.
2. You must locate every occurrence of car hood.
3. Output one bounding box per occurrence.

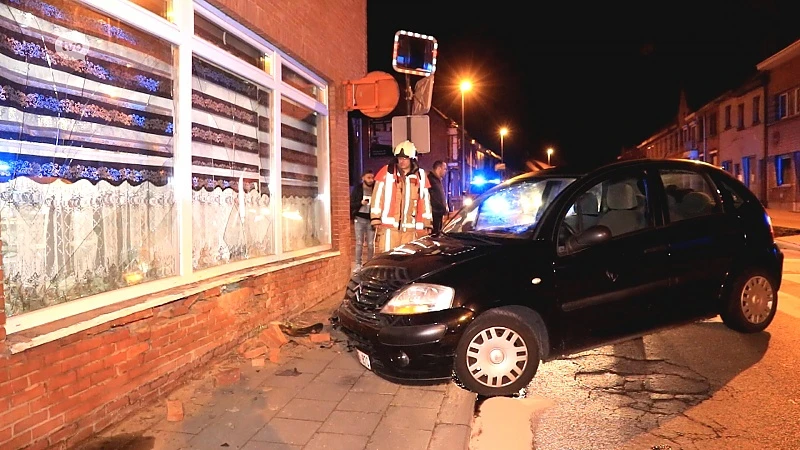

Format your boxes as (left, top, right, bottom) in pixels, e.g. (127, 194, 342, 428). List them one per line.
(354, 233, 500, 285)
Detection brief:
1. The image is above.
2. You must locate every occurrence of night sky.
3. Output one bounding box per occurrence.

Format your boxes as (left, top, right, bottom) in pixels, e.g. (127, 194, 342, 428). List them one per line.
(366, 0, 800, 171)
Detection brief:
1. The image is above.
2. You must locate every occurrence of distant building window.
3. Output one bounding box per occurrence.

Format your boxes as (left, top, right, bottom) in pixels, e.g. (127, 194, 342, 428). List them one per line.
(724, 105, 732, 129)
(737, 104, 745, 129)
(698, 117, 706, 139)
(721, 160, 733, 173)
(753, 96, 761, 124)
(776, 155, 792, 186)
(777, 93, 788, 120)
(709, 113, 718, 136)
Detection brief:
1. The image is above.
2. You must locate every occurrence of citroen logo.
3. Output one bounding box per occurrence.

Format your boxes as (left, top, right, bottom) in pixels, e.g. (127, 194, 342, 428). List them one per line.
(606, 270, 618, 282)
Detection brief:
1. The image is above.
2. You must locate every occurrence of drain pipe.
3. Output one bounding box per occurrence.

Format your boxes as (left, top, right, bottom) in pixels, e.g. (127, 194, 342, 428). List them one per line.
(762, 73, 769, 207)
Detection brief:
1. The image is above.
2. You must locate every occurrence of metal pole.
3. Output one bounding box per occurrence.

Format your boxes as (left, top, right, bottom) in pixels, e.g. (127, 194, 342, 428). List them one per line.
(500, 135, 504, 163)
(461, 91, 466, 196)
(547, 153, 551, 166)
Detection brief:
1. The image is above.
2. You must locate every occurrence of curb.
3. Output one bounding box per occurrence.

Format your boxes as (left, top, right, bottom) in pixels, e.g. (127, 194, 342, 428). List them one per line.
(776, 239, 800, 251)
(430, 383, 477, 450)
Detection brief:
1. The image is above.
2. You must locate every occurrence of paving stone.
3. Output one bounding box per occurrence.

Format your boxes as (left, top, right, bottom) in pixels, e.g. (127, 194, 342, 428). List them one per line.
(251, 418, 321, 445)
(366, 426, 432, 450)
(278, 357, 331, 375)
(428, 424, 471, 450)
(327, 352, 367, 371)
(336, 392, 393, 413)
(379, 406, 438, 431)
(437, 385, 477, 426)
(319, 411, 382, 436)
(350, 372, 400, 395)
(390, 386, 445, 409)
(276, 398, 338, 422)
(121, 430, 193, 450)
(300, 348, 340, 362)
(188, 407, 269, 450)
(259, 386, 301, 413)
(314, 368, 364, 386)
(261, 371, 317, 390)
(304, 432, 368, 450)
(242, 443, 301, 450)
(295, 382, 351, 402)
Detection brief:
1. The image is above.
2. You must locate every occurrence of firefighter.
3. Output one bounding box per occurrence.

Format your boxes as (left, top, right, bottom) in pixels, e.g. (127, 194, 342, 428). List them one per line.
(370, 140, 433, 252)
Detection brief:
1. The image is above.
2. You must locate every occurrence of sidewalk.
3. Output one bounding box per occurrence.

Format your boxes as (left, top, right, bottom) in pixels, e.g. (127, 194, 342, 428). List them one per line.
(767, 208, 800, 251)
(76, 294, 476, 450)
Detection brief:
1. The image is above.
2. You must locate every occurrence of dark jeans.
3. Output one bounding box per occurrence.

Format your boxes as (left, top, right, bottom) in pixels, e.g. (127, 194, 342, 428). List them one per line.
(432, 213, 444, 234)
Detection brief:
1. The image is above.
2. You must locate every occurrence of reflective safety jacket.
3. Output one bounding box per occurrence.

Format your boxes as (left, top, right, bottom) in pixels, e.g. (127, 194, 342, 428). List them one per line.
(371, 163, 432, 231)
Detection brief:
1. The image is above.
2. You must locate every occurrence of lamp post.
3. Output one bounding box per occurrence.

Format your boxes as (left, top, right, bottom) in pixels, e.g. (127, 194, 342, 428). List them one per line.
(499, 127, 508, 163)
(546, 147, 554, 166)
(460, 80, 472, 196)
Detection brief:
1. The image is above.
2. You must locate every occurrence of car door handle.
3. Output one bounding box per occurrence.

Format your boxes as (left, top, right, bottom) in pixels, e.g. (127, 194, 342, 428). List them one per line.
(643, 244, 668, 254)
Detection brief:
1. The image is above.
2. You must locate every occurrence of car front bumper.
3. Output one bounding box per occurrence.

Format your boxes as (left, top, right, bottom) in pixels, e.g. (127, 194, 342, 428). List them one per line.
(333, 299, 474, 381)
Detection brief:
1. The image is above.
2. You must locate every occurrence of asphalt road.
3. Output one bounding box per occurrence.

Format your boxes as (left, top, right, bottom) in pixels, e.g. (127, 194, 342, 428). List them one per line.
(471, 249, 800, 450)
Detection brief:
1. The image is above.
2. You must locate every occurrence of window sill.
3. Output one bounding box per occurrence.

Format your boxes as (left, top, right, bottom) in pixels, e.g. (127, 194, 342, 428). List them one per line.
(4, 250, 340, 354)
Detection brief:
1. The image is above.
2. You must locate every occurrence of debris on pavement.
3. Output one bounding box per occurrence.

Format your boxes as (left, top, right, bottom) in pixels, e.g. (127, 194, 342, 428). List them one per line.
(279, 321, 324, 336)
(166, 399, 184, 422)
(214, 367, 241, 387)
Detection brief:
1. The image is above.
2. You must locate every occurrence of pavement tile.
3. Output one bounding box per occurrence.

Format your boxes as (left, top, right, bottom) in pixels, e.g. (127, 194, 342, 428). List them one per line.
(294, 381, 351, 402)
(326, 352, 368, 371)
(277, 357, 331, 375)
(304, 432, 369, 450)
(379, 406, 439, 431)
(366, 426, 432, 450)
(258, 386, 301, 413)
(276, 398, 338, 422)
(120, 430, 193, 450)
(261, 371, 317, 390)
(350, 372, 401, 395)
(313, 368, 364, 386)
(318, 411, 382, 436)
(242, 443, 301, 450)
(428, 424, 471, 450)
(390, 386, 445, 409)
(299, 348, 341, 362)
(251, 418, 321, 446)
(187, 413, 265, 450)
(437, 385, 476, 426)
(152, 408, 215, 435)
(336, 392, 393, 413)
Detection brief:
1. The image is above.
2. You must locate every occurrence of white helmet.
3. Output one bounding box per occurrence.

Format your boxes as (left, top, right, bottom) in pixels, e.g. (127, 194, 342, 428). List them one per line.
(393, 140, 417, 159)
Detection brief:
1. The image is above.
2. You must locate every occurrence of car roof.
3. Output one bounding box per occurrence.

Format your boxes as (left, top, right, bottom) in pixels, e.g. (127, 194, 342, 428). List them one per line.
(507, 158, 721, 184)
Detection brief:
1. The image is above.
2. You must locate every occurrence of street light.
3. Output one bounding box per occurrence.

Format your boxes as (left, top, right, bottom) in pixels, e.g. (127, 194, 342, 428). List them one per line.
(499, 127, 509, 163)
(459, 80, 472, 196)
(546, 147, 554, 166)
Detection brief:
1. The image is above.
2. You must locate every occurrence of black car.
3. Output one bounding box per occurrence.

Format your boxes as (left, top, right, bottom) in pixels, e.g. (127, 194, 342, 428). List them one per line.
(332, 159, 784, 397)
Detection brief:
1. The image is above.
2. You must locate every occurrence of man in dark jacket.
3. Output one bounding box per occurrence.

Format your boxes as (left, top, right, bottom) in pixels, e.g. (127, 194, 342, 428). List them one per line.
(350, 170, 375, 271)
(427, 160, 448, 234)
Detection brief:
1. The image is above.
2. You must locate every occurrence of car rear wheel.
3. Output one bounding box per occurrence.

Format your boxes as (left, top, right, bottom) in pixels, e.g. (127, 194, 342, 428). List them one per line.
(720, 269, 777, 333)
(453, 307, 540, 397)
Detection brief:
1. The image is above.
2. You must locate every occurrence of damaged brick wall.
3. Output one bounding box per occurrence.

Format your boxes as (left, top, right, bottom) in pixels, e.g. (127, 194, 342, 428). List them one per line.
(0, 258, 346, 449)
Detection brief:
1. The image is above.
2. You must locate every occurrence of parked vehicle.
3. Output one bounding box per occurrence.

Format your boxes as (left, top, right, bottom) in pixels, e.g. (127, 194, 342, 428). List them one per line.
(332, 159, 784, 397)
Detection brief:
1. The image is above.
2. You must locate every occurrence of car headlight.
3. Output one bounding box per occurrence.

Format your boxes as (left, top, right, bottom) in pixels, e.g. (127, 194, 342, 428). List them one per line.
(380, 283, 455, 315)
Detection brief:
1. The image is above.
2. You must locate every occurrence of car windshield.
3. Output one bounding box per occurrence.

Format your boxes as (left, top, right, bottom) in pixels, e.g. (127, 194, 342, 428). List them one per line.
(443, 177, 577, 238)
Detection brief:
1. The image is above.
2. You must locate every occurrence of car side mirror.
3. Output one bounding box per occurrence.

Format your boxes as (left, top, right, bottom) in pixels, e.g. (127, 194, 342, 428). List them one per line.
(565, 225, 612, 253)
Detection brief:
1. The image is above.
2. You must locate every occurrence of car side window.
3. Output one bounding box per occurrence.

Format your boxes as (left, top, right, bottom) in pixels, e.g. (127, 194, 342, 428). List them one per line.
(558, 174, 651, 251)
(660, 170, 720, 222)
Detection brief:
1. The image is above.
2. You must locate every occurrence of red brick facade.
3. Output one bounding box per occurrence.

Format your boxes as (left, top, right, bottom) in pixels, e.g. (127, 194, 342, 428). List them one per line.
(765, 52, 800, 210)
(0, 1, 366, 449)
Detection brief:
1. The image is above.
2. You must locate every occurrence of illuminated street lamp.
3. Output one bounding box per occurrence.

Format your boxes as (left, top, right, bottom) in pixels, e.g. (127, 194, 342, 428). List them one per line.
(460, 80, 472, 195)
(499, 127, 509, 163)
(546, 147, 554, 166)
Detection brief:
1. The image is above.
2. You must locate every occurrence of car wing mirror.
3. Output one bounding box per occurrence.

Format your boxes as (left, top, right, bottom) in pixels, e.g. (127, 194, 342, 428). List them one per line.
(565, 225, 612, 253)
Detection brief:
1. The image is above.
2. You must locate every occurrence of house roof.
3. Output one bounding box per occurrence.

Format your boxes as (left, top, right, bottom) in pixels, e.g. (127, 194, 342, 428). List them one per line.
(757, 39, 800, 71)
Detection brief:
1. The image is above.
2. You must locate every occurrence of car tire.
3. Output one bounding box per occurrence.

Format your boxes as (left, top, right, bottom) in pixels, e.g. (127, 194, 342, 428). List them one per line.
(720, 269, 778, 333)
(453, 307, 541, 397)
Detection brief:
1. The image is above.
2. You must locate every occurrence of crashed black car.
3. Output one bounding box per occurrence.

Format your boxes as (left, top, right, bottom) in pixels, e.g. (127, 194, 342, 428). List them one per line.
(333, 159, 784, 397)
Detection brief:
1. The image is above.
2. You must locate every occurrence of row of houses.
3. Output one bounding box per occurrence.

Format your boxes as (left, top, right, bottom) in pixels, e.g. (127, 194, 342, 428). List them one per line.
(620, 39, 800, 211)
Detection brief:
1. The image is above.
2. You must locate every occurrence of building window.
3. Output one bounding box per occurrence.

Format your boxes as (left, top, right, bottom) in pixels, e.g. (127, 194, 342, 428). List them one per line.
(724, 105, 732, 129)
(777, 93, 788, 120)
(721, 160, 733, 173)
(191, 57, 274, 270)
(737, 104, 745, 129)
(0, 0, 177, 316)
(753, 96, 761, 124)
(776, 155, 792, 186)
(709, 113, 717, 136)
(194, 13, 272, 73)
(742, 156, 754, 188)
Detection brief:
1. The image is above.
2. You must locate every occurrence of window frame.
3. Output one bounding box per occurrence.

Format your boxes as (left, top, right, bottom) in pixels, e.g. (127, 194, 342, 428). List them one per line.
(5, 0, 333, 335)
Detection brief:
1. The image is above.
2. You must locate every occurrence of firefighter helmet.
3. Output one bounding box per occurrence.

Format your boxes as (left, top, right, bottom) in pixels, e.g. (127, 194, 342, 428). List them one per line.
(393, 140, 417, 159)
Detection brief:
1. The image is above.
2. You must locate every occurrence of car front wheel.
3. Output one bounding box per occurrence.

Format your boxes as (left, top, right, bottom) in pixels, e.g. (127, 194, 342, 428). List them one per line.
(453, 307, 541, 397)
(720, 269, 777, 333)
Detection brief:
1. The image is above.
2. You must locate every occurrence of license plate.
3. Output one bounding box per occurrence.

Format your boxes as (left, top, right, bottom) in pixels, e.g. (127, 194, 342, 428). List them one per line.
(356, 349, 371, 370)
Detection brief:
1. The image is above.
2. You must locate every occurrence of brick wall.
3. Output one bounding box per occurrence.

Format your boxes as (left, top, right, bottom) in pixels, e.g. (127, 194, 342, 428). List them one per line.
(0, 0, 366, 448)
(766, 54, 800, 209)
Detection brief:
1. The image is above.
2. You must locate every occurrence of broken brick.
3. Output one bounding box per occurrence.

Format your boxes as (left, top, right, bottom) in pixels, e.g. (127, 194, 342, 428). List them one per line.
(251, 358, 266, 368)
(215, 368, 241, 386)
(268, 347, 281, 364)
(166, 399, 184, 422)
(309, 332, 331, 343)
(260, 324, 289, 348)
(243, 346, 267, 359)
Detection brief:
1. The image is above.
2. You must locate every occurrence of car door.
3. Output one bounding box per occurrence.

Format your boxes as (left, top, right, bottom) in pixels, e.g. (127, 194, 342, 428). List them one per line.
(655, 166, 743, 319)
(551, 168, 671, 353)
